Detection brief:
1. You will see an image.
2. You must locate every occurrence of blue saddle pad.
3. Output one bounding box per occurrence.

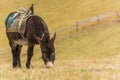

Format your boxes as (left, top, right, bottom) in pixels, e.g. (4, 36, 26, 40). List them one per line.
(5, 13, 15, 28)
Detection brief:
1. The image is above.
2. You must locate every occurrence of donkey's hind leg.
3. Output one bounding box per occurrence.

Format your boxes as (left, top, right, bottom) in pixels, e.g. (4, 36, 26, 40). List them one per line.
(9, 40, 22, 68)
(16, 45, 22, 68)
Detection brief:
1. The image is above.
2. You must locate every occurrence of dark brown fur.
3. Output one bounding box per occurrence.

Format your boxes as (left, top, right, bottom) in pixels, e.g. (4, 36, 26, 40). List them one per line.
(5, 13, 56, 68)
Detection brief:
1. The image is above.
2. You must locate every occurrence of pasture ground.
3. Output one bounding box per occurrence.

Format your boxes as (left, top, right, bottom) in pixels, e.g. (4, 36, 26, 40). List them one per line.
(1, 0, 120, 80)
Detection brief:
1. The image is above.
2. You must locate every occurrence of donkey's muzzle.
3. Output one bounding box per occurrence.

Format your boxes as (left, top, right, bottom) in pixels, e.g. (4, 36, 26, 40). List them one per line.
(46, 61, 54, 68)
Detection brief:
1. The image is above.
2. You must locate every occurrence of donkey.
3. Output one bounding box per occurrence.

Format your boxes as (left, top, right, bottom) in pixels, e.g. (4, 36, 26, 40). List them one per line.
(5, 12, 56, 68)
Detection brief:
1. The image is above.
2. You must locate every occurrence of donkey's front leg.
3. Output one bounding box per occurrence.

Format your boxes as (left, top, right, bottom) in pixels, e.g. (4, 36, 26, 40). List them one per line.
(26, 43, 34, 69)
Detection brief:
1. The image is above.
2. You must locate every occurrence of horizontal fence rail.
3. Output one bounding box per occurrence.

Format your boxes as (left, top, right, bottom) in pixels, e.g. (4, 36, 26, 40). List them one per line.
(76, 10, 119, 26)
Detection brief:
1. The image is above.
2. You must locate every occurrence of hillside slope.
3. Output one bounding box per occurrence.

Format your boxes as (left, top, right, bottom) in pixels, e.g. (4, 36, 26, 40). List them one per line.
(1, 0, 120, 48)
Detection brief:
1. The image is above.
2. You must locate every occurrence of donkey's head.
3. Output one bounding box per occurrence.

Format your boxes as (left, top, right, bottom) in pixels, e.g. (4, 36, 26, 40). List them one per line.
(34, 32, 56, 68)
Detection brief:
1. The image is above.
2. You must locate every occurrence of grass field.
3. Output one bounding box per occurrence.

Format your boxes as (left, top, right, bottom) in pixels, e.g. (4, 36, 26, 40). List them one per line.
(1, 0, 120, 80)
(0, 23, 120, 80)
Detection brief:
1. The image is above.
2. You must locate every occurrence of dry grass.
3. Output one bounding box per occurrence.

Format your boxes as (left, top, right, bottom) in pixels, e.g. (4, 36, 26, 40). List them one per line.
(0, 58, 120, 80)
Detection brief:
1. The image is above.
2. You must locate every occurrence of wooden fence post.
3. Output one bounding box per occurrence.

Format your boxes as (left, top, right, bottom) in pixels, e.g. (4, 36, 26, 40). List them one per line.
(115, 10, 120, 21)
(115, 10, 120, 17)
(97, 15, 100, 23)
(76, 22, 79, 32)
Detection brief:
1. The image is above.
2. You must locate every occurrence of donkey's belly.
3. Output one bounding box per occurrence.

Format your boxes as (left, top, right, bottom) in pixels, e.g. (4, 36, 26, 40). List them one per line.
(14, 38, 28, 45)
(7, 32, 28, 45)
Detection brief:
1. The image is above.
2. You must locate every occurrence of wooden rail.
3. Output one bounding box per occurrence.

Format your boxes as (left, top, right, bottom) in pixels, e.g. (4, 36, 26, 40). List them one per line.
(52, 10, 120, 43)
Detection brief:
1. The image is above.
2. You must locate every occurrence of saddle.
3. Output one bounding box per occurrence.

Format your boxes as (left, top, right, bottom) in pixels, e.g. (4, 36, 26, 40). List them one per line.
(6, 12, 31, 35)
(6, 12, 32, 45)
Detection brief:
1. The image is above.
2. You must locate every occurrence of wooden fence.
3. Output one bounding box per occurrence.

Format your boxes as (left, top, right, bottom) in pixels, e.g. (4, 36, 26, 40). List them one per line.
(52, 10, 120, 43)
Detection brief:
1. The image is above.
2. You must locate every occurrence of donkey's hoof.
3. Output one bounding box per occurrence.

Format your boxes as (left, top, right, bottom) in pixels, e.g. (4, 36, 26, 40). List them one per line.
(26, 64, 30, 69)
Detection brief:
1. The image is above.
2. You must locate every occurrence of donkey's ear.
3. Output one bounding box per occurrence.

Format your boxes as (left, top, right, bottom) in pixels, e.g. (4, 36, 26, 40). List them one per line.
(51, 32, 56, 42)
